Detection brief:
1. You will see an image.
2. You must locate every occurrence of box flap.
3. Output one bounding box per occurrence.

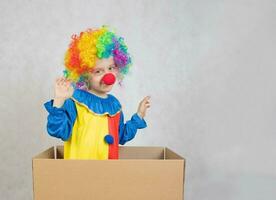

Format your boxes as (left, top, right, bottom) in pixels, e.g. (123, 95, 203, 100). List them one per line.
(32, 147, 55, 159)
(165, 147, 185, 160)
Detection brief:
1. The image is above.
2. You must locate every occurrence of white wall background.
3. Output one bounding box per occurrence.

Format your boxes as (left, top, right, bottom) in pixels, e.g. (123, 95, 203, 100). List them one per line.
(0, 0, 275, 199)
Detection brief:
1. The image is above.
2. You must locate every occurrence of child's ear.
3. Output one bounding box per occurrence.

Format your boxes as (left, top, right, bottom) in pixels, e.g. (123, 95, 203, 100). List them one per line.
(86, 80, 91, 90)
(83, 74, 91, 89)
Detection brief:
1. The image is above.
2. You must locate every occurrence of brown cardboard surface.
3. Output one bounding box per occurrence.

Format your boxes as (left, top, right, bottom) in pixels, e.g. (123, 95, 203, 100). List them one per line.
(32, 146, 185, 200)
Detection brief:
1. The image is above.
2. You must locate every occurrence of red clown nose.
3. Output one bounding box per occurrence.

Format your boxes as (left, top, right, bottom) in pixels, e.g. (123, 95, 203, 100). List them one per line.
(101, 73, 116, 85)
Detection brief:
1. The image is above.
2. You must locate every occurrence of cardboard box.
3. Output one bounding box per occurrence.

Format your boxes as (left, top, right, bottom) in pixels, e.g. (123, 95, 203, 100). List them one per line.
(32, 145, 185, 200)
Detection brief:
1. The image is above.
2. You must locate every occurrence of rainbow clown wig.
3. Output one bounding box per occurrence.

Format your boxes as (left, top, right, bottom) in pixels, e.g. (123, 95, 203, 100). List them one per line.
(63, 25, 132, 90)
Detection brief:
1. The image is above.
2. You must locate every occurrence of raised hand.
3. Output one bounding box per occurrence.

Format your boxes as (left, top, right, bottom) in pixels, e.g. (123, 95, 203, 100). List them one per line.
(53, 77, 74, 108)
(137, 96, 151, 119)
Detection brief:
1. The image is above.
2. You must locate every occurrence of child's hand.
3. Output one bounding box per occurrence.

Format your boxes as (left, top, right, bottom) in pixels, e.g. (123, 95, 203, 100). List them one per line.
(137, 96, 151, 119)
(53, 77, 74, 108)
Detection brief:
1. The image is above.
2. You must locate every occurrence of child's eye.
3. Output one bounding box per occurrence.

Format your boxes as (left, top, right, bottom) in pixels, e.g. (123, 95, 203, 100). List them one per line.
(108, 65, 117, 71)
(94, 70, 102, 74)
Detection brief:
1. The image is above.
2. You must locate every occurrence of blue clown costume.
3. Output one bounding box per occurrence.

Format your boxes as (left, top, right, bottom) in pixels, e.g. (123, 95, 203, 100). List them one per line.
(44, 89, 147, 160)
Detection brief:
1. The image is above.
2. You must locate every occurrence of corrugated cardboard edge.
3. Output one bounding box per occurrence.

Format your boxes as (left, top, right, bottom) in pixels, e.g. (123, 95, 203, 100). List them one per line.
(165, 147, 186, 200)
(32, 146, 55, 200)
(32, 158, 35, 200)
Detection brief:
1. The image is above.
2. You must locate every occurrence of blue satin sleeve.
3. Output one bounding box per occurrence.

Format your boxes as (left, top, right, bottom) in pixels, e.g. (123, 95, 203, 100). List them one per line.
(119, 111, 147, 145)
(43, 98, 77, 141)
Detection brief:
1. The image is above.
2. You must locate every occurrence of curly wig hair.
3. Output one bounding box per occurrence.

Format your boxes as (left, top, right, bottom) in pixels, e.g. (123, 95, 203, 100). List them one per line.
(63, 25, 132, 90)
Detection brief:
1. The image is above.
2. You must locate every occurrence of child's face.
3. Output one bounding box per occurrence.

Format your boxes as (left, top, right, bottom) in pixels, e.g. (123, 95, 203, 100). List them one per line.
(87, 56, 119, 94)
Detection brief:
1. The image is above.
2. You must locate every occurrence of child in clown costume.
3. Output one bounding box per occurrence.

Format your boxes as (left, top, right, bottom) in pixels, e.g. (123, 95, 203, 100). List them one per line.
(44, 26, 151, 160)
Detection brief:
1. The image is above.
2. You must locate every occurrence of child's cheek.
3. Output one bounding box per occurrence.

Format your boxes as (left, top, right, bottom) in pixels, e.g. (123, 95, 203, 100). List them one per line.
(113, 70, 119, 77)
(89, 76, 98, 86)
(95, 76, 103, 85)
(90, 74, 101, 84)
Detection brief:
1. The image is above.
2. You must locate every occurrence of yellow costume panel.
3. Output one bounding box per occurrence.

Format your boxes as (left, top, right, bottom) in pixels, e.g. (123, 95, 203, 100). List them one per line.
(64, 102, 109, 160)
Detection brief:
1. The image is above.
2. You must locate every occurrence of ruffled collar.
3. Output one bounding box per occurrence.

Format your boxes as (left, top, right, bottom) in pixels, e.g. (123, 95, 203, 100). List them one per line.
(71, 89, 122, 116)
